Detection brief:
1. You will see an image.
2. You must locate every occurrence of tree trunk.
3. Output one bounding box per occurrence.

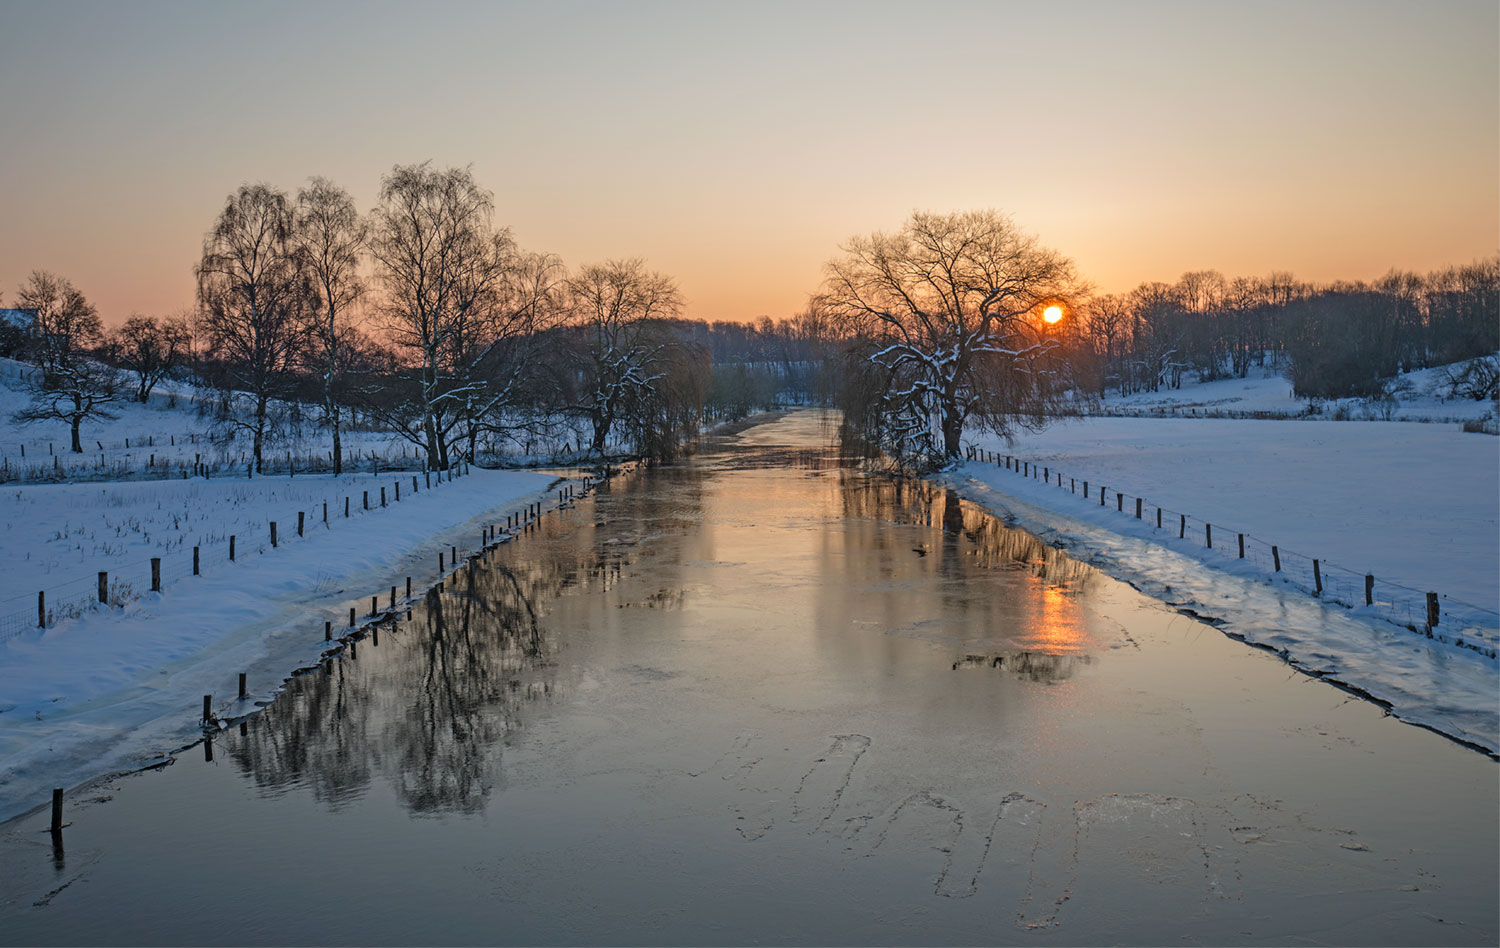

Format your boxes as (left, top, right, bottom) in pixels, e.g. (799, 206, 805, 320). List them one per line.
(70, 417, 83, 453)
(590, 413, 611, 457)
(253, 393, 268, 473)
(332, 423, 342, 476)
(941, 408, 963, 461)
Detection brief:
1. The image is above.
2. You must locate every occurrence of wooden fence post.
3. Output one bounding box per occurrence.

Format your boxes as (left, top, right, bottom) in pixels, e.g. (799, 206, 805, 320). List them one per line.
(380, 487, 386, 507)
(1426, 592, 1439, 628)
(38, 590, 45, 628)
(202, 695, 212, 723)
(151, 558, 161, 592)
(406, 577, 411, 599)
(1099, 487, 1106, 506)
(349, 607, 355, 627)
(51, 788, 63, 834)
(325, 620, 332, 641)
(1238, 534, 1244, 558)
(1156, 508, 1162, 529)
(1272, 546, 1281, 572)
(345, 497, 350, 517)
(230, 535, 236, 561)
(298, 511, 304, 537)
(1116, 493, 1123, 512)
(371, 595, 378, 616)
(1365, 574, 1374, 606)
(270, 522, 277, 548)
(193, 546, 200, 575)
(1179, 514, 1185, 539)
(1313, 559, 1322, 595)
(1083, 481, 1088, 498)
(98, 571, 108, 604)
(1205, 524, 1212, 548)
(363, 491, 369, 510)
(239, 673, 247, 700)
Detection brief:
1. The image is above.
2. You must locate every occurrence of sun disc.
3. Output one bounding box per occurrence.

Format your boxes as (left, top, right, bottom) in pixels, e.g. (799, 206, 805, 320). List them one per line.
(1043, 305, 1063, 324)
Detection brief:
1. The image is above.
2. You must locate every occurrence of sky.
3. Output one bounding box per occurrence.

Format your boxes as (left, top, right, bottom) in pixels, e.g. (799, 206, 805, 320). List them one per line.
(1, 0, 1495, 324)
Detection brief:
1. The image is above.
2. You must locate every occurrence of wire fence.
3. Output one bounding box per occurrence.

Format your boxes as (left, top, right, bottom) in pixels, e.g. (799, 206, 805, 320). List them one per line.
(962, 443, 1500, 660)
(0, 437, 437, 485)
(0, 463, 484, 645)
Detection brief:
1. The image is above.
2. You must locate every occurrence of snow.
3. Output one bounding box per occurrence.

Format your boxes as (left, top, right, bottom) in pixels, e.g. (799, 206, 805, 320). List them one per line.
(1092, 360, 1497, 425)
(951, 409, 1499, 753)
(0, 465, 565, 822)
(0, 358, 578, 823)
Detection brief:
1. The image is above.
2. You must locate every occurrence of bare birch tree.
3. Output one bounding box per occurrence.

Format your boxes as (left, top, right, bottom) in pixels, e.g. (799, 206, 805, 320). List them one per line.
(196, 184, 310, 473)
(367, 163, 533, 470)
(295, 177, 366, 475)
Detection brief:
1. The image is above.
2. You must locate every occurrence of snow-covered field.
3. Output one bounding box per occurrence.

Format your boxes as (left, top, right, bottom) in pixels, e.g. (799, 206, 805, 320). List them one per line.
(953, 387, 1499, 753)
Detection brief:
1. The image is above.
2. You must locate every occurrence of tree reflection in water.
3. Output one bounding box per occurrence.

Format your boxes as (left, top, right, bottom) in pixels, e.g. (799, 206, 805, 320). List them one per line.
(839, 473, 1098, 665)
(226, 540, 596, 815)
(225, 437, 1095, 816)
(840, 475, 1096, 590)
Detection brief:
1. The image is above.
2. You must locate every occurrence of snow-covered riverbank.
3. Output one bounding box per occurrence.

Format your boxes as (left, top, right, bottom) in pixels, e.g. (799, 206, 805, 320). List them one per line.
(0, 465, 567, 823)
(951, 414, 1499, 754)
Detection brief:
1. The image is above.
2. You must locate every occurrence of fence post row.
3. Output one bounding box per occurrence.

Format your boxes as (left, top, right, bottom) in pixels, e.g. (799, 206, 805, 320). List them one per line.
(969, 455, 1486, 652)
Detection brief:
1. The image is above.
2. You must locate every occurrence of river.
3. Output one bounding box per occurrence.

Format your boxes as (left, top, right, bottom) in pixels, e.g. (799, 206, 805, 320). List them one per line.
(0, 410, 1494, 945)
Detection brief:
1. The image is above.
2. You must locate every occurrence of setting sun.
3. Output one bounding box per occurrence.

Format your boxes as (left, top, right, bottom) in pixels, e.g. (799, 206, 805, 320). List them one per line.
(1043, 305, 1063, 324)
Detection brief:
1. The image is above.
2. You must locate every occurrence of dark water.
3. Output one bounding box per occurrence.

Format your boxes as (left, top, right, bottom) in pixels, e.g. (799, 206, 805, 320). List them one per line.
(1, 412, 1495, 945)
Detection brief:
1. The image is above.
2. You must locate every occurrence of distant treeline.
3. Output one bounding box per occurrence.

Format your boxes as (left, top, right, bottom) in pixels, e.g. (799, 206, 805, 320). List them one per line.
(4, 178, 1493, 475)
(1074, 259, 1499, 400)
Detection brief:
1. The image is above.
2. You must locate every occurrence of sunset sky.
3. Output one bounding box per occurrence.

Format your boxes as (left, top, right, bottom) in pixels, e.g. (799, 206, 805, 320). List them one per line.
(1, 0, 1495, 325)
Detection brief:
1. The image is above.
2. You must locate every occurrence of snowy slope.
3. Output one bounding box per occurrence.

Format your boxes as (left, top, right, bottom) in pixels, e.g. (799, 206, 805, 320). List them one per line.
(1093, 359, 1497, 424)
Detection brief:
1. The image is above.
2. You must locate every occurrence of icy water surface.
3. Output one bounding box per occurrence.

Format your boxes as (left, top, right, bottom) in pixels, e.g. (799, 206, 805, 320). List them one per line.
(1, 411, 1495, 945)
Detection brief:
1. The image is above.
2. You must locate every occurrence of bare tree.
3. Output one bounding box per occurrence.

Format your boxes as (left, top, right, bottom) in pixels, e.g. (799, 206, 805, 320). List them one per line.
(456, 249, 568, 460)
(821, 210, 1084, 466)
(196, 184, 311, 473)
(565, 258, 684, 457)
(108, 312, 191, 402)
(295, 177, 366, 475)
(12, 272, 121, 452)
(368, 163, 524, 470)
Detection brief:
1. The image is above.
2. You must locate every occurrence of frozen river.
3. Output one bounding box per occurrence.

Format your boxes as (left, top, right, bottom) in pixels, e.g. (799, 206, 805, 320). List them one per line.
(0, 411, 1494, 945)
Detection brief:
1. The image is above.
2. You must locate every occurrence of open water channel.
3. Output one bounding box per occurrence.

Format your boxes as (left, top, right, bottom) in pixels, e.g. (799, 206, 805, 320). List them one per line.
(0, 411, 1495, 945)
